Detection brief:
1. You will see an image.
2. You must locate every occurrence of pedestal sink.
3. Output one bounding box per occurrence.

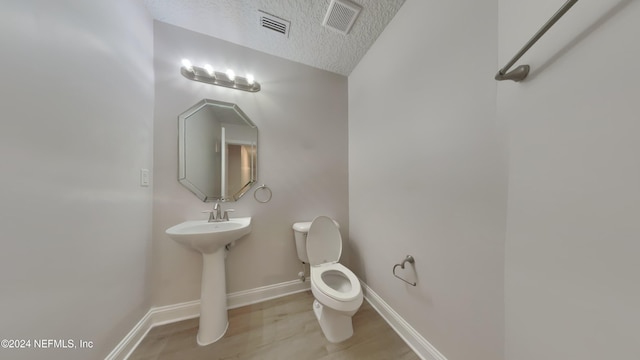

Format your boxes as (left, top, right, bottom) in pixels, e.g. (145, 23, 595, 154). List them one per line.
(165, 217, 251, 345)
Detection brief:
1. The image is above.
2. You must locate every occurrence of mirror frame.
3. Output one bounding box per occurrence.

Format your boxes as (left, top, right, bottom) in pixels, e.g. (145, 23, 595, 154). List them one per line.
(178, 99, 257, 202)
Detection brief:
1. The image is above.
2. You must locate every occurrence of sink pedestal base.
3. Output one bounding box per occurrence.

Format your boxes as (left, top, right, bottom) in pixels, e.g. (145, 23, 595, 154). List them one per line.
(197, 249, 228, 346)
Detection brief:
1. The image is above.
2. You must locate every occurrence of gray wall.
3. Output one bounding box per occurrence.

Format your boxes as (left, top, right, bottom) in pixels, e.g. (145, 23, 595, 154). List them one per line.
(350, 0, 640, 359)
(151, 21, 349, 306)
(0, 1, 154, 359)
(348, 0, 506, 359)
(500, 0, 640, 359)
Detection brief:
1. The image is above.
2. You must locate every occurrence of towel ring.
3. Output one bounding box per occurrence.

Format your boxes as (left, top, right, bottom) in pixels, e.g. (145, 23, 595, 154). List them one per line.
(253, 184, 272, 203)
(393, 255, 416, 286)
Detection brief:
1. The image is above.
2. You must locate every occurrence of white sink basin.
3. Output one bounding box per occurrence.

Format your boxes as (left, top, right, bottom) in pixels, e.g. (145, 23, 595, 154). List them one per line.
(165, 216, 252, 346)
(166, 217, 251, 254)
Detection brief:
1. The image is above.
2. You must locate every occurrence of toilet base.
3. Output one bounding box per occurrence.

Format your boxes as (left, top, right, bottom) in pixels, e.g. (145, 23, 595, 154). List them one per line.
(313, 299, 355, 343)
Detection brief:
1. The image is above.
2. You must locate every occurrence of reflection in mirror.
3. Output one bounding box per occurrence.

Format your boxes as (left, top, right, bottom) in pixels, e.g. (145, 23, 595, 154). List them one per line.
(178, 99, 257, 202)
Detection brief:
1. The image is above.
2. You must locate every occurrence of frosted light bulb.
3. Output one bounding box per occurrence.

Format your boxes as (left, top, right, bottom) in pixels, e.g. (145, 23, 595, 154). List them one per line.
(246, 74, 255, 84)
(181, 58, 193, 72)
(204, 64, 214, 76)
(226, 69, 235, 81)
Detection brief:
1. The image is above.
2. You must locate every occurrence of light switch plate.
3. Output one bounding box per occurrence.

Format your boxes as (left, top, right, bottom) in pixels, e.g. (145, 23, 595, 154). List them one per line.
(140, 168, 150, 187)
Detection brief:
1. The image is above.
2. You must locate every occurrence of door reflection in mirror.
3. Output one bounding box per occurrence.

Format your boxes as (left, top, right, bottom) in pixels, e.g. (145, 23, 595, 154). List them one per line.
(178, 99, 257, 202)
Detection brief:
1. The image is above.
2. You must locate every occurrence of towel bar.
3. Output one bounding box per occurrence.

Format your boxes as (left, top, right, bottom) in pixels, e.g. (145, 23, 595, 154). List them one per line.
(495, 0, 579, 81)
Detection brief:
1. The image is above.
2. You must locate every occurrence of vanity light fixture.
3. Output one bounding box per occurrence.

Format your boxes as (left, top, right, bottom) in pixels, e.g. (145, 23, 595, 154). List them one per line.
(180, 59, 261, 92)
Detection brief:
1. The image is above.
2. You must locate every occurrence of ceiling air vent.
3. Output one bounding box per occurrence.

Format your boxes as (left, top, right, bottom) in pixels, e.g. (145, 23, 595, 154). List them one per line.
(322, 0, 362, 35)
(259, 10, 290, 37)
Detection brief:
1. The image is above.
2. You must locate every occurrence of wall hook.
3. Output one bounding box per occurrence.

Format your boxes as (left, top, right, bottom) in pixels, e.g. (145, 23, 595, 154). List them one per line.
(393, 255, 416, 286)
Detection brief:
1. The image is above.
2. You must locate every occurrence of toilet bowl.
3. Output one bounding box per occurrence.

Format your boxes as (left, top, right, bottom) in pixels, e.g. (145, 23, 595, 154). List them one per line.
(292, 216, 363, 343)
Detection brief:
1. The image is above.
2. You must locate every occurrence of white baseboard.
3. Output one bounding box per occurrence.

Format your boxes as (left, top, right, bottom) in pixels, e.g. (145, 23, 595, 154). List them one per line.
(105, 279, 310, 360)
(107, 279, 445, 360)
(104, 310, 154, 360)
(227, 278, 311, 309)
(361, 282, 448, 360)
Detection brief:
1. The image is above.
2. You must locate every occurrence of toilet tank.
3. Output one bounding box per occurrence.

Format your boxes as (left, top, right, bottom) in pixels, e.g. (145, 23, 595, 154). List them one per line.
(292, 221, 312, 263)
(292, 219, 340, 264)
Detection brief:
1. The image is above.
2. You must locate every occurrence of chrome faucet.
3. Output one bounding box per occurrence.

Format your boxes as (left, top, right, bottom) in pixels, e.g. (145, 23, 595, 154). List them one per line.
(206, 202, 234, 222)
(213, 202, 222, 221)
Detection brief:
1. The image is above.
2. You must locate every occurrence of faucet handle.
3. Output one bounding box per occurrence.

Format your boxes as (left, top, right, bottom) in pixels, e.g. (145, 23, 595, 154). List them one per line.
(201, 210, 216, 222)
(222, 209, 235, 221)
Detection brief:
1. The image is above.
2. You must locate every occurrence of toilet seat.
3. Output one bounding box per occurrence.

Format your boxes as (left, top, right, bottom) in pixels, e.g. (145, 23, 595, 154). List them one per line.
(307, 216, 362, 306)
(311, 263, 361, 302)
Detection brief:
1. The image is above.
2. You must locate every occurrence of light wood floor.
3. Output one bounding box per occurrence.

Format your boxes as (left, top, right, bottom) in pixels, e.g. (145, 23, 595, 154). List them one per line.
(129, 290, 419, 360)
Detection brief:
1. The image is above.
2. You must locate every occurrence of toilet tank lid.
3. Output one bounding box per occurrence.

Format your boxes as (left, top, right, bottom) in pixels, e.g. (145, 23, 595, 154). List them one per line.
(292, 220, 339, 233)
(292, 221, 312, 232)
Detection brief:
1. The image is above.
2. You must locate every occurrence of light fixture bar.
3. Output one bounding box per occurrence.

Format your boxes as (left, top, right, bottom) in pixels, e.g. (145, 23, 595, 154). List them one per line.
(180, 61, 261, 92)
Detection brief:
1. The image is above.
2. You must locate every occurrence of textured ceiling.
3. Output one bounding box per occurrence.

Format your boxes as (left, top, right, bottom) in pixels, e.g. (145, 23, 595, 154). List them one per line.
(143, 0, 405, 76)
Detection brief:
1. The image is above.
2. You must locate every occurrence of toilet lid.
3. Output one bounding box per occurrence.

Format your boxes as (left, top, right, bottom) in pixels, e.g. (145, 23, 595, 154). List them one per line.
(306, 216, 342, 266)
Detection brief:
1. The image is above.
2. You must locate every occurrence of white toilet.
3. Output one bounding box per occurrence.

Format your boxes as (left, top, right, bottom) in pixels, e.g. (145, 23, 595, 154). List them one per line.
(292, 216, 363, 343)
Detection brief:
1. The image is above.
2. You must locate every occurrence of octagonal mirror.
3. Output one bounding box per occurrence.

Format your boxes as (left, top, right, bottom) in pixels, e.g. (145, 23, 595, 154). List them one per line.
(178, 99, 257, 202)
